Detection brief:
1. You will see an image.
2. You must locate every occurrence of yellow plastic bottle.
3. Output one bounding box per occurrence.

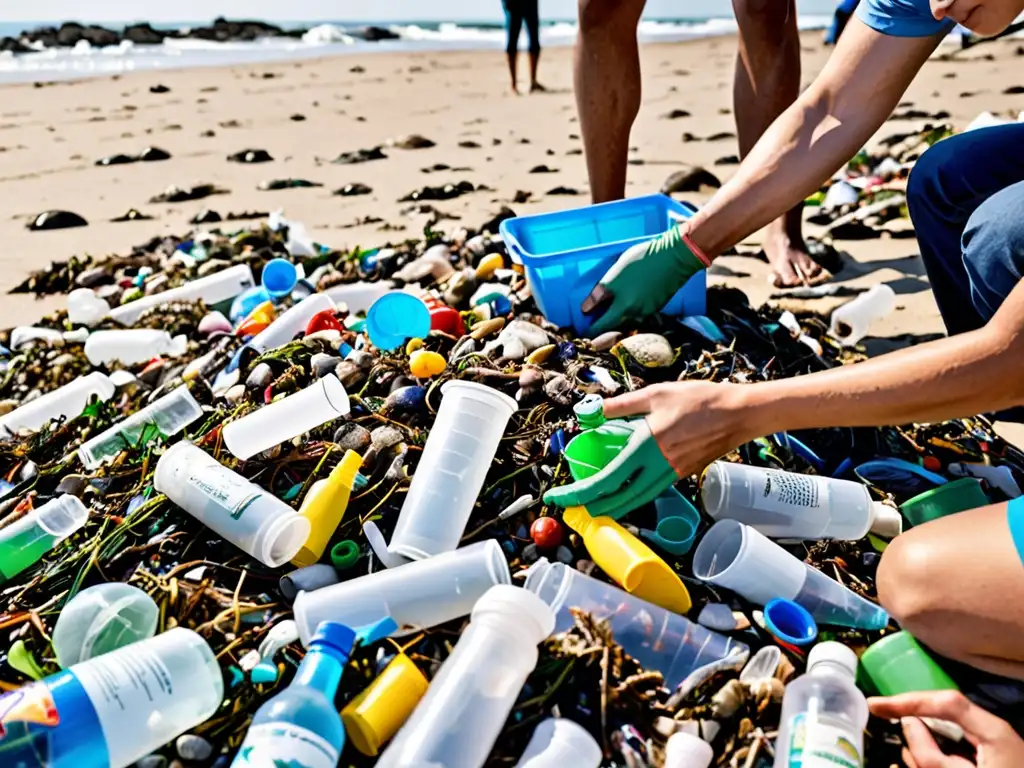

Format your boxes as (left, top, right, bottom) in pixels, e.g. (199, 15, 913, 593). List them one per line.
(342, 653, 429, 756)
(562, 506, 692, 614)
(291, 449, 362, 567)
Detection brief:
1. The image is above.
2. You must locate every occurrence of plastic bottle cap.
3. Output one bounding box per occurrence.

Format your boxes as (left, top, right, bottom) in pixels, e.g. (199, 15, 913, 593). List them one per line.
(572, 395, 605, 428)
(331, 539, 360, 570)
(899, 478, 989, 528)
(471, 584, 555, 642)
(807, 641, 858, 677)
(261, 258, 298, 298)
(366, 293, 431, 351)
(763, 598, 818, 647)
(664, 732, 714, 768)
(869, 502, 904, 538)
(309, 621, 357, 658)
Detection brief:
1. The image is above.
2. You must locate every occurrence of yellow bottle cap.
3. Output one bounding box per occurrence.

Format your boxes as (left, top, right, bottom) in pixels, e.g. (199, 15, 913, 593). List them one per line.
(342, 653, 429, 756)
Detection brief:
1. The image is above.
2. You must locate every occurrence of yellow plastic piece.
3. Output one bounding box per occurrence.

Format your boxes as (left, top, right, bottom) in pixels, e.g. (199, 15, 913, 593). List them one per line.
(409, 350, 446, 378)
(562, 506, 692, 614)
(236, 301, 277, 336)
(474, 252, 505, 280)
(342, 653, 429, 756)
(291, 450, 362, 567)
(405, 338, 424, 355)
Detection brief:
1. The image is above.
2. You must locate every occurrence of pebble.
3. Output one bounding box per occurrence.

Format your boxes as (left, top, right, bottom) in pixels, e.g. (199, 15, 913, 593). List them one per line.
(544, 374, 573, 406)
(224, 384, 246, 405)
(618, 333, 675, 367)
(245, 362, 273, 391)
(333, 422, 371, 452)
(698, 603, 740, 632)
(27, 210, 88, 231)
(333, 360, 365, 389)
(135, 756, 168, 768)
(443, 269, 477, 307)
(591, 331, 623, 352)
(474, 252, 504, 280)
(391, 133, 436, 149)
(370, 425, 404, 451)
(198, 311, 232, 335)
(485, 320, 550, 360)
(394, 246, 453, 282)
(310, 353, 342, 379)
(409, 350, 446, 378)
(176, 734, 213, 762)
(387, 385, 426, 413)
(554, 545, 574, 564)
(345, 350, 375, 371)
(470, 317, 505, 340)
(55, 473, 88, 497)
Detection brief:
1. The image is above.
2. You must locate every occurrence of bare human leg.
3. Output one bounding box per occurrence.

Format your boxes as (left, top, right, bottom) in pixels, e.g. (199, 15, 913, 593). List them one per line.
(525, 0, 545, 92)
(506, 51, 519, 94)
(505, 3, 524, 95)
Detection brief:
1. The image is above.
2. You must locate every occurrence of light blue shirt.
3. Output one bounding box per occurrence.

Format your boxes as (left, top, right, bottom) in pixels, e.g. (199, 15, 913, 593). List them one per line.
(856, 0, 957, 37)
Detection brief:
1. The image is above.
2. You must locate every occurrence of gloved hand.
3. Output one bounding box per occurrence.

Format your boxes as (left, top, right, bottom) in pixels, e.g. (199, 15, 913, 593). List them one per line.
(583, 224, 710, 336)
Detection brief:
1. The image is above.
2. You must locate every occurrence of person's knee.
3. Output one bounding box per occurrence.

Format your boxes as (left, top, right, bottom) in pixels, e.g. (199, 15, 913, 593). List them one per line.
(578, 0, 643, 34)
(877, 533, 947, 635)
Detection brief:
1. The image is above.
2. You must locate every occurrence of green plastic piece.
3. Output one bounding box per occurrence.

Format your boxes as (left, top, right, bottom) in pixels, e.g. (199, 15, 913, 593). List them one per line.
(331, 539, 360, 570)
(564, 417, 632, 482)
(900, 478, 989, 528)
(859, 631, 958, 697)
(8, 640, 45, 681)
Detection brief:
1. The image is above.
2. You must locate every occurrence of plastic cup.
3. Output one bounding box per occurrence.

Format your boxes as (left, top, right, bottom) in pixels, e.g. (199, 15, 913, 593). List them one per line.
(249, 292, 336, 352)
(665, 733, 714, 768)
(860, 631, 958, 697)
(639, 487, 701, 555)
(366, 292, 431, 352)
(0, 495, 90, 583)
(900, 478, 989, 527)
(52, 583, 159, 668)
(110, 264, 255, 325)
(515, 718, 602, 767)
(763, 598, 818, 647)
(293, 539, 510, 644)
(222, 374, 350, 460)
(0, 372, 115, 435)
(261, 258, 298, 299)
(389, 381, 518, 560)
(829, 284, 896, 346)
(342, 653, 430, 756)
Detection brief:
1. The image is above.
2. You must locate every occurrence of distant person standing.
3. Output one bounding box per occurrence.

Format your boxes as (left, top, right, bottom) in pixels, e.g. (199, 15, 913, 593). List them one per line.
(503, 0, 545, 93)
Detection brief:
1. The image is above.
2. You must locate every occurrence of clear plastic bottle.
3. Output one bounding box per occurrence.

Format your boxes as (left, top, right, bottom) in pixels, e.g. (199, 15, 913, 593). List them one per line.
(774, 642, 867, 768)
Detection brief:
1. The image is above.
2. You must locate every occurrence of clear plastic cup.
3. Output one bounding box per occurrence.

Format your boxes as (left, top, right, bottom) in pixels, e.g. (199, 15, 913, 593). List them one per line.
(525, 559, 747, 690)
(109, 264, 256, 325)
(0, 495, 89, 583)
(829, 284, 896, 346)
(52, 583, 159, 668)
(78, 385, 204, 469)
(293, 539, 510, 645)
(389, 381, 518, 560)
(154, 442, 310, 567)
(249, 292, 336, 352)
(261, 258, 298, 299)
(515, 719, 601, 768)
(0, 372, 116, 435)
(84, 329, 188, 366)
(222, 374, 350, 460)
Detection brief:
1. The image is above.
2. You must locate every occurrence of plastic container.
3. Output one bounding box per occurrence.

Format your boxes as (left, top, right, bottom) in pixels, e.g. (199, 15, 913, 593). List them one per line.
(52, 583, 159, 669)
(692, 520, 889, 630)
(154, 442, 310, 567)
(0, 495, 89, 584)
(763, 598, 818, 647)
(900, 477, 989, 528)
(84, 329, 188, 366)
(563, 396, 633, 486)
(0, 628, 223, 768)
(499, 194, 706, 334)
(342, 653, 430, 757)
(293, 539, 510, 644)
(377, 585, 555, 768)
(774, 642, 868, 768)
(292, 449, 362, 567)
(260, 258, 298, 299)
(67, 289, 111, 327)
(365, 293, 431, 352)
(525, 559, 747, 690)
(110, 264, 256, 325)
(859, 631, 958, 697)
(78, 385, 203, 469)
(0, 372, 116, 435)
(222, 375, 350, 460)
(639, 487, 701, 555)
(249, 293, 336, 352)
(230, 285, 272, 323)
(701, 461, 902, 540)
(829, 284, 896, 346)
(664, 733, 714, 768)
(389, 381, 517, 560)
(515, 718, 602, 767)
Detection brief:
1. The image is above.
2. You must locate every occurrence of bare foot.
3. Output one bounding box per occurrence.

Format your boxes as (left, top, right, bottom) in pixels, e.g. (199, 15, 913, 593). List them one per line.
(529, 82, 547, 93)
(764, 230, 831, 288)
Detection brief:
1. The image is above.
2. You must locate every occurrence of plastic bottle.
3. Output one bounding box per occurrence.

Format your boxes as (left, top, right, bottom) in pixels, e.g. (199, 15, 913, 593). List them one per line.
(84, 329, 188, 366)
(231, 622, 355, 768)
(514, 718, 602, 767)
(323, 281, 399, 314)
(292, 449, 362, 567)
(829, 284, 896, 346)
(78, 385, 204, 469)
(0, 628, 223, 768)
(377, 585, 555, 768)
(67, 289, 111, 327)
(0, 372, 116, 435)
(774, 642, 868, 768)
(0, 495, 89, 584)
(701, 462, 902, 540)
(154, 442, 310, 567)
(563, 395, 633, 484)
(249, 293, 336, 352)
(342, 653, 430, 757)
(52, 583, 159, 669)
(110, 264, 255, 325)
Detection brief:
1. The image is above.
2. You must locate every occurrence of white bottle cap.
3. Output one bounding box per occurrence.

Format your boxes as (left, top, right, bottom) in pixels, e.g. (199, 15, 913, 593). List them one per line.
(515, 718, 602, 767)
(664, 732, 714, 768)
(807, 641, 858, 677)
(869, 503, 903, 539)
(471, 585, 555, 644)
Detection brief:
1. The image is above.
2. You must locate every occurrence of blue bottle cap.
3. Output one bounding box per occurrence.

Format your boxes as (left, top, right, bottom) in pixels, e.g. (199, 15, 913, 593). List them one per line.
(365, 293, 431, 352)
(261, 258, 298, 299)
(310, 621, 357, 658)
(230, 285, 272, 323)
(763, 598, 818, 647)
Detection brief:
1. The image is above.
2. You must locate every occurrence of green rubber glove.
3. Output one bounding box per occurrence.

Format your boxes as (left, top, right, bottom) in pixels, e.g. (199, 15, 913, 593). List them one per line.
(583, 224, 709, 336)
(543, 419, 679, 519)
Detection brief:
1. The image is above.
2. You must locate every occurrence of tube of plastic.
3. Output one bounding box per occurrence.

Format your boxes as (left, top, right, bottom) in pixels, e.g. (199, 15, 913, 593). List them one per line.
(323, 281, 400, 314)
(78, 386, 204, 469)
(292, 449, 362, 567)
(293, 539, 510, 645)
(154, 442, 310, 567)
(701, 462, 902, 540)
(0, 495, 89, 584)
(249, 293, 336, 352)
(389, 381, 517, 560)
(515, 719, 602, 768)
(692, 520, 889, 630)
(377, 585, 555, 768)
(0, 372, 116, 435)
(84, 329, 188, 366)
(525, 559, 747, 690)
(222, 375, 349, 460)
(109, 264, 256, 325)
(829, 284, 896, 346)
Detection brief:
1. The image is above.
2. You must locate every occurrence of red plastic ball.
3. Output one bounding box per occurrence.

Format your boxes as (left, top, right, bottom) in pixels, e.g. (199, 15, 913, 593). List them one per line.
(429, 306, 465, 337)
(922, 456, 942, 473)
(305, 309, 344, 336)
(530, 517, 563, 550)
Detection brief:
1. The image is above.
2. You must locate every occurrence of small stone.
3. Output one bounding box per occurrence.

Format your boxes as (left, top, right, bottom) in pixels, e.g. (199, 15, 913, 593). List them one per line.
(136, 756, 168, 768)
(370, 425, 404, 450)
(245, 362, 273, 391)
(394, 246, 454, 282)
(333, 182, 372, 196)
(544, 374, 573, 406)
(386, 385, 427, 413)
(0, 400, 18, 416)
(345, 350, 375, 370)
(190, 208, 222, 224)
(525, 344, 556, 365)
(55, 474, 88, 497)
(470, 317, 505, 340)
(310, 353, 342, 379)
(474, 252, 504, 280)
(617, 333, 674, 367)
(591, 331, 623, 352)
(391, 133, 435, 149)
(227, 148, 274, 163)
(521, 543, 540, 564)
(389, 375, 417, 393)
(409, 350, 446, 378)
(75, 266, 111, 289)
(333, 360, 365, 389)
(334, 422, 372, 451)
(484, 320, 550, 360)
(443, 269, 477, 307)
(198, 311, 232, 335)
(138, 146, 171, 162)
(554, 544, 574, 564)
(224, 384, 246, 405)
(661, 166, 721, 194)
(176, 734, 213, 762)
(28, 210, 88, 231)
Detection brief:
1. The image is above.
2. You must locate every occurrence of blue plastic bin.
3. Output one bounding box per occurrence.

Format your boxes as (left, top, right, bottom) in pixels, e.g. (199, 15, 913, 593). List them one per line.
(500, 194, 707, 334)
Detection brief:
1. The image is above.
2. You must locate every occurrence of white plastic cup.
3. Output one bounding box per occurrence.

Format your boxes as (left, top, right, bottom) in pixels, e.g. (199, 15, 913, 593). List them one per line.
(693, 520, 889, 630)
(79, 385, 204, 469)
(249, 292, 336, 352)
(222, 374, 349, 460)
(293, 539, 510, 645)
(515, 718, 602, 768)
(0, 372, 115, 435)
(525, 559, 747, 690)
(389, 381, 517, 560)
(52, 583, 159, 668)
(154, 442, 310, 567)
(665, 733, 714, 768)
(378, 585, 555, 768)
(829, 284, 896, 346)
(109, 264, 256, 325)
(85, 329, 188, 366)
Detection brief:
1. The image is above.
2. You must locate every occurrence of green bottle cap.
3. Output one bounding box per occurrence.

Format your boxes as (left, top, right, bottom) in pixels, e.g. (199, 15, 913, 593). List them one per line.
(573, 395, 605, 429)
(331, 539, 361, 571)
(900, 478, 988, 528)
(859, 631, 958, 697)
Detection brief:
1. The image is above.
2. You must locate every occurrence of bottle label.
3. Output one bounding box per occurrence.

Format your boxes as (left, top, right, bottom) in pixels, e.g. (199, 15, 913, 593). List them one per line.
(787, 713, 863, 768)
(0, 682, 60, 738)
(186, 467, 260, 519)
(762, 470, 822, 511)
(233, 723, 339, 768)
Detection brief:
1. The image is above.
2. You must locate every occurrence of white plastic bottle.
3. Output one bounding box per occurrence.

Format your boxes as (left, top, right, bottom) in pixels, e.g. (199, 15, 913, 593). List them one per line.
(774, 642, 867, 768)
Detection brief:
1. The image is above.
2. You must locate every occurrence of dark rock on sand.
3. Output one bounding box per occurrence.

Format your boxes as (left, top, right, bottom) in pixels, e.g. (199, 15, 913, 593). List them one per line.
(258, 178, 322, 191)
(111, 208, 153, 222)
(333, 147, 387, 164)
(661, 167, 721, 194)
(191, 209, 222, 224)
(566, 148, 582, 156)
(123, 24, 165, 44)
(138, 146, 171, 161)
(0, 37, 33, 54)
(225, 210, 270, 220)
(356, 26, 400, 41)
(706, 131, 736, 142)
(27, 210, 88, 231)
(391, 134, 436, 150)
(350, 65, 365, 73)
(228, 149, 274, 163)
(187, 18, 290, 42)
(421, 163, 451, 173)
(480, 206, 516, 235)
(661, 109, 691, 119)
(290, 113, 306, 122)
(529, 165, 557, 174)
(458, 140, 481, 148)
(149, 84, 171, 94)
(715, 155, 740, 166)
(95, 153, 135, 167)
(682, 132, 701, 143)
(333, 183, 373, 196)
(513, 190, 531, 204)
(1004, 85, 1024, 94)
(399, 181, 475, 202)
(150, 183, 227, 203)
(547, 186, 580, 196)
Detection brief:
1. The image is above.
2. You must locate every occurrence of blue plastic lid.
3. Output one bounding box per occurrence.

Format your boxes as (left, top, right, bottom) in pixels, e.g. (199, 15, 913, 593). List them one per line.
(310, 621, 357, 658)
(229, 285, 271, 323)
(763, 598, 818, 647)
(365, 293, 431, 351)
(261, 258, 298, 298)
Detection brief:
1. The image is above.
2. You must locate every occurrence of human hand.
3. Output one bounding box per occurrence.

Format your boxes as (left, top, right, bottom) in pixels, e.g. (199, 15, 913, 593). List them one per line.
(869, 690, 1024, 767)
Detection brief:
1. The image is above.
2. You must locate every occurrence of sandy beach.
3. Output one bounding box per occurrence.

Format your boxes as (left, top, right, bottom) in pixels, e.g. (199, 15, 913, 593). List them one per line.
(1, 31, 1022, 438)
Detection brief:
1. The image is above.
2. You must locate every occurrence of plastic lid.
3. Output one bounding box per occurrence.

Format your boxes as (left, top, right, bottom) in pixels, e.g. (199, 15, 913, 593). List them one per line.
(516, 718, 602, 767)
(900, 478, 988, 527)
(869, 502, 903, 538)
(665, 732, 714, 768)
(309, 621, 357, 659)
(331, 540, 360, 570)
(366, 292, 431, 351)
(763, 598, 818, 647)
(471, 584, 555, 643)
(261, 258, 298, 298)
(808, 641, 858, 677)
(572, 395, 605, 428)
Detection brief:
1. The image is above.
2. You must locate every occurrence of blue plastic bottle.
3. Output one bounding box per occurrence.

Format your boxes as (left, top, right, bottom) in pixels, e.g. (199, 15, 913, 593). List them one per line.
(231, 621, 355, 768)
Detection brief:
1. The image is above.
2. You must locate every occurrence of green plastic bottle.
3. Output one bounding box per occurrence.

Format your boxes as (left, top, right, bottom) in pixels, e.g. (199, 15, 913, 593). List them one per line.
(563, 396, 633, 481)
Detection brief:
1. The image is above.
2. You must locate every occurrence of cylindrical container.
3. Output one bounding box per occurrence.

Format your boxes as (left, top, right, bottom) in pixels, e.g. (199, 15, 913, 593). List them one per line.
(293, 539, 510, 645)
(692, 520, 889, 630)
(377, 585, 555, 768)
(829, 284, 896, 346)
(78, 386, 203, 469)
(110, 264, 256, 325)
(0, 495, 89, 584)
(84, 329, 188, 366)
(222, 375, 350, 460)
(900, 478, 989, 528)
(389, 381, 517, 560)
(664, 733, 714, 768)
(859, 631, 958, 697)
(249, 293, 336, 352)
(0, 372, 116, 435)
(154, 443, 310, 567)
(261, 258, 298, 299)
(515, 718, 601, 767)
(342, 653, 430, 757)
(525, 559, 746, 690)
(52, 583, 159, 668)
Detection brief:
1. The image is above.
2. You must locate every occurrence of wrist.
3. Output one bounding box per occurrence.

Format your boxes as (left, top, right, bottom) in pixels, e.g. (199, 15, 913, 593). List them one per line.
(722, 382, 780, 442)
